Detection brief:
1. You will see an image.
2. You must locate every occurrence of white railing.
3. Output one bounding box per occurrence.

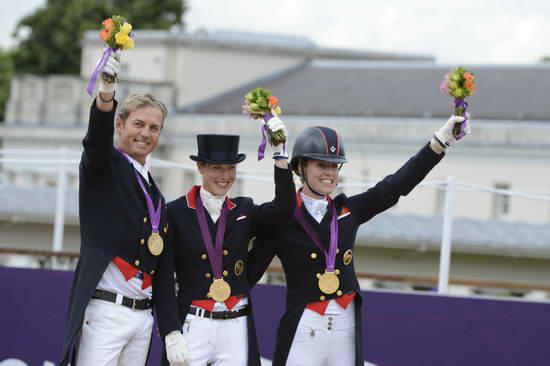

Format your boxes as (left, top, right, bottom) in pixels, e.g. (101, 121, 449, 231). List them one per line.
(1, 148, 550, 293)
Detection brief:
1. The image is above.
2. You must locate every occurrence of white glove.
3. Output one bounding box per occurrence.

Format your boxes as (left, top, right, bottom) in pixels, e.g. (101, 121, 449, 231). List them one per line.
(98, 49, 121, 94)
(434, 113, 471, 148)
(165, 330, 190, 366)
(266, 109, 289, 160)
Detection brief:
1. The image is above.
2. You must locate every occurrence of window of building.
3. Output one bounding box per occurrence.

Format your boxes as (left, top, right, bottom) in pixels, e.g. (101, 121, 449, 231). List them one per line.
(492, 182, 511, 219)
(472, 287, 526, 298)
(411, 284, 438, 292)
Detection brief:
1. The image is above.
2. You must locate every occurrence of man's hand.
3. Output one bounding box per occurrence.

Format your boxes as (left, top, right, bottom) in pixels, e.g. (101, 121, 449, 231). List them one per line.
(165, 330, 190, 366)
(96, 49, 120, 111)
(98, 49, 121, 94)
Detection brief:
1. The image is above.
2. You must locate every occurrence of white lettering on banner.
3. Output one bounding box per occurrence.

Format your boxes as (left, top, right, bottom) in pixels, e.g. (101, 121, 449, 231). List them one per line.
(0, 360, 55, 366)
(0, 361, 27, 366)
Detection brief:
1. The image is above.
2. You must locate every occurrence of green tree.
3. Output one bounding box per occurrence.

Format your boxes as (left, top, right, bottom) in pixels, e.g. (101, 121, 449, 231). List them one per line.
(0, 49, 13, 122)
(541, 56, 550, 63)
(12, 0, 186, 75)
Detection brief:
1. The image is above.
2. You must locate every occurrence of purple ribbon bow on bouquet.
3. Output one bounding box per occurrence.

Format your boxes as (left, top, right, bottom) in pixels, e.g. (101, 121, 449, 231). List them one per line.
(86, 47, 114, 95)
(453, 98, 469, 140)
(256, 112, 273, 161)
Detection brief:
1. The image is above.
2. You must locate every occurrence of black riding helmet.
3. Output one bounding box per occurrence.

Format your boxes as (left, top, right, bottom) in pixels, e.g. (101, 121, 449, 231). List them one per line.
(290, 126, 347, 174)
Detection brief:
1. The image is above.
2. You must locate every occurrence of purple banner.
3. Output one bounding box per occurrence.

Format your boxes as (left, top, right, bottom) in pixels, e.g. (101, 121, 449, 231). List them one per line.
(2, 266, 550, 365)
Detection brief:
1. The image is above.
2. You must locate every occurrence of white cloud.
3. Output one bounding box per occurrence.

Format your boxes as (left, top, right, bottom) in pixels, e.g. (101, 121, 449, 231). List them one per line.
(186, 0, 550, 64)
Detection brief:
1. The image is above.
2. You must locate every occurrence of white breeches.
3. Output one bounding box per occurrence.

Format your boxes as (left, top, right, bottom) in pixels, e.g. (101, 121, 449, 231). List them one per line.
(286, 302, 356, 366)
(181, 310, 248, 366)
(76, 298, 154, 366)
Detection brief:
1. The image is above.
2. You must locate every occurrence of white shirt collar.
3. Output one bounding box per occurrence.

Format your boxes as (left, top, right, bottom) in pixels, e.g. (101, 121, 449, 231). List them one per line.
(300, 191, 328, 224)
(200, 187, 225, 222)
(124, 153, 150, 184)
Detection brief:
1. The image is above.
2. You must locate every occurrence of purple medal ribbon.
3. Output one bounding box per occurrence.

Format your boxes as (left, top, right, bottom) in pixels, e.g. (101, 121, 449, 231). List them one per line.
(294, 198, 339, 271)
(118, 150, 162, 233)
(195, 189, 229, 279)
(453, 98, 469, 140)
(86, 47, 114, 95)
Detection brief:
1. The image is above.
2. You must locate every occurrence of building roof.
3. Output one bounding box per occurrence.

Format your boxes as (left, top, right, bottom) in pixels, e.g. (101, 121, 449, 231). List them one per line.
(0, 184, 78, 225)
(1, 184, 549, 258)
(84, 30, 434, 61)
(358, 211, 550, 259)
(184, 61, 550, 121)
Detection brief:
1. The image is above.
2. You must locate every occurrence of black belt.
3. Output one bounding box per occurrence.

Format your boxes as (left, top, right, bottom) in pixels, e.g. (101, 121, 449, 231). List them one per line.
(92, 289, 151, 310)
(188, 305, 249, 320)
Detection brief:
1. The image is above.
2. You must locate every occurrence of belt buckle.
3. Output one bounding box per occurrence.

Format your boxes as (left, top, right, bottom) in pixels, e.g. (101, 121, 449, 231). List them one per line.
(210, 310, 215, 320)
(132, 298, 137, 310)
(195, 307, 205, 318)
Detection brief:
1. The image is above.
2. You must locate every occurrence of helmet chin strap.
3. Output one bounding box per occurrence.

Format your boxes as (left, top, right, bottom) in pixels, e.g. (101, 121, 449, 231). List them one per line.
(305, 179, 326, 198)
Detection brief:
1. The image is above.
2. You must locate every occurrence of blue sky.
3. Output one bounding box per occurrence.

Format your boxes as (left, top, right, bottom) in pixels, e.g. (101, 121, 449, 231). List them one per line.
(2, 0, 549, 64)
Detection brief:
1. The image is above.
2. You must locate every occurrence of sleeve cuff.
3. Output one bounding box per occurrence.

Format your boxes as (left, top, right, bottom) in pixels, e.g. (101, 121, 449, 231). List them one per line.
(86, 99, 118, 140)
(420, 141, 445, 161)
(274, 164, 293, 179)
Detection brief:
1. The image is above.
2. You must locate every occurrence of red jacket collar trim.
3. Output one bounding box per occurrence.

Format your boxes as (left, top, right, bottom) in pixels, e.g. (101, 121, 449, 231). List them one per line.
(186, 185, 236, 210)
(296, 189, 303, 208)
(226, 197, 237, 210)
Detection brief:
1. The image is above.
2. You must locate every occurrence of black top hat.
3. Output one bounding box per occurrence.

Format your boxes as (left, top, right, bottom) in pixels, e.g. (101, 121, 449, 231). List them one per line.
(189, 134, 246, 164)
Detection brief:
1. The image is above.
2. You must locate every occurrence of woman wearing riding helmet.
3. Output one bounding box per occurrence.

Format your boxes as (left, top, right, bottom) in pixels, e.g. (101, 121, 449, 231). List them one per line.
(247, 115, 470, 365)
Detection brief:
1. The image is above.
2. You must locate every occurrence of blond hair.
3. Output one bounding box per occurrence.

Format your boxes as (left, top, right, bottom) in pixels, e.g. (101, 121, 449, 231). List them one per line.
(117, 93, 168, 123)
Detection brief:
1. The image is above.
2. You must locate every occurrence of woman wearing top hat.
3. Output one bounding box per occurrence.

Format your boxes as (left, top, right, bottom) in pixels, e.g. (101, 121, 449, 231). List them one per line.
(153, 114, 296, 366)
(247, 115, 471, 365)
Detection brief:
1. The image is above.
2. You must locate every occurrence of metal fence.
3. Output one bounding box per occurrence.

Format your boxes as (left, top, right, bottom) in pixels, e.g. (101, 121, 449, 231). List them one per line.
(1, 148, 550, 295)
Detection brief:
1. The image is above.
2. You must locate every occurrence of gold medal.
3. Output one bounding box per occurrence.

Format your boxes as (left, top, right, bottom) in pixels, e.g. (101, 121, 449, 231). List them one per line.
(317, 270, 340, 294)
(209, 278, 231, 302)
(147, 232, 164, 256)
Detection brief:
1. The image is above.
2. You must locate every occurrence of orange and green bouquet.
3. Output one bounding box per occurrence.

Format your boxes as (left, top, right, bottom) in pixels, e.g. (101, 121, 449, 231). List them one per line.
(86, 15, 134, 94)
(439, 66, 476, 139)
(242, 87, 285, 159)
